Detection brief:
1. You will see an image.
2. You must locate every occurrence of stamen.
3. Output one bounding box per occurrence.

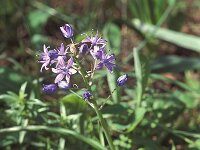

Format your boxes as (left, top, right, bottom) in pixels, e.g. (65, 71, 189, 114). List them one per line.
(70, 38, 74, 44)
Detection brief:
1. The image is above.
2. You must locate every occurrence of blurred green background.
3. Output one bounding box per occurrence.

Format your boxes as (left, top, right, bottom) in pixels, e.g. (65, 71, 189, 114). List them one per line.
(0, 0, 200, 149)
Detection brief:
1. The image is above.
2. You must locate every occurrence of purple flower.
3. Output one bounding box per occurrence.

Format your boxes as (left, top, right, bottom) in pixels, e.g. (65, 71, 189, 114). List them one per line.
(96, 52, 117, 73)
(90, 46, 104, 60)
(57, 43, 68, 56)
(39, 45, 58, 72)
(82, 31, 106, 47)
(117, 74, 128, 86)
(52, 57, 77, 84)
(56, 43, 69, 67)
(58, 81, 70, 90)
(82, 91, 92, 100)
(79, 43, 89, 54)
(60, 24, 74, 38)
(42, 84, 57, 94)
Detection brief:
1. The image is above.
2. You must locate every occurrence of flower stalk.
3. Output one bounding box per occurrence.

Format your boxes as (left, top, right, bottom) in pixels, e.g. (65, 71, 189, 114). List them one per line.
(92, 101, 115, 150)
(74, 55, 115, 150)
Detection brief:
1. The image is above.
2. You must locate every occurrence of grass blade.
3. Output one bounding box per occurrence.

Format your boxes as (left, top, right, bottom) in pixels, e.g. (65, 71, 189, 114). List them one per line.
(151, 55, 200, 73)
(103, 23, 121, 103)
(133, 48, 142, 107)
(0, 125, 105, 150)
(131, 19, 200, 53)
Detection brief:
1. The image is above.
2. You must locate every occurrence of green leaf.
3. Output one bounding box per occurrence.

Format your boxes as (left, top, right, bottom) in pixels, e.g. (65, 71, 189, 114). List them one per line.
(101, 103, 128, 115)
(28, 99, 47, 107)
(0, 125, 105, 150)
(31, 1, 72, 23)
(106, 69, 120, 103)
(128, 0, 169, 24)
(28, 10, 50, 32)
(172, 130, 200, 139)
(134, 48, 143, 107)
(60, 94, 86, 113)
(31, 34, 49, 47)
(151, 56, 200, 73)
(0, 93, 18, 104)
(185, 71, 200, 90)
(131, 19, 200, 52)
(19, 82, 27, 102)
(189, 139, 200, 149)
(103, 22, 121, 55)
(171, 143, 176, 150)
(126, 107, 146, 133)
(0, 67, 28, 94)
(173, 91, 198, 109)
(103, 23, 121, 103)
(168, 0, 176, 6)
(111, 107, 146, 132)
(150, 73, 196, 92)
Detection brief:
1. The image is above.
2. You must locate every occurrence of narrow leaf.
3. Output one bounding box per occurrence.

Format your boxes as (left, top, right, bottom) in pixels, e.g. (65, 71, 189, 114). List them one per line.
(131, 19, 200, 52)
(151, 56, 200, 73)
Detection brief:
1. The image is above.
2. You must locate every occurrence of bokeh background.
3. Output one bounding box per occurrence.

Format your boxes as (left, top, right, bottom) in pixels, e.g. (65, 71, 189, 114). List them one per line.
(1, 0, 200, 149)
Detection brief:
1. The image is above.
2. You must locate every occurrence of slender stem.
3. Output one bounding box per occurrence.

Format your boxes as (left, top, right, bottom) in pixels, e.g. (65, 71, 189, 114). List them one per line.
(74, 56, 115, 150)
(93, 101, 115, 150)
(99, 88, 117, 110)
(90, 59, 97, 85)
(74, 57, 90, 90)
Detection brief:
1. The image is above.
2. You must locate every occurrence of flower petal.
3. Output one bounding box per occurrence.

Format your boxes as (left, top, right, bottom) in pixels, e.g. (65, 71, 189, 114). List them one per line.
(96, 62, 104, 70)
(69, 68, 77, 75)
(60, 24, 74, 38)
(60, 26, 66, 33)
(79, 44, 89, 54)
(82, 38, 91, 43)
(105, 63, 116, 73)
(55, 73, 65, 83)
(40, 61, 49, 72)
(52, 68, 61, 73)
(58, 81, 70, 90)
(117, 74, 128, 86)
(57, 56, 65, 67)
(67, 57, 73, 68)
(65, 46, 69, 54)
(59, 43, 64, 54)
(107, 54, 115, 62)
(65, 74, 70, 83)
(43, 44, 48, 53)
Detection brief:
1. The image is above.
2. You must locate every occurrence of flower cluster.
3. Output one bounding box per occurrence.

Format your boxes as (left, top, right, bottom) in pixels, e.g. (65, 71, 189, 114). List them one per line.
(38, 24, 128, 97)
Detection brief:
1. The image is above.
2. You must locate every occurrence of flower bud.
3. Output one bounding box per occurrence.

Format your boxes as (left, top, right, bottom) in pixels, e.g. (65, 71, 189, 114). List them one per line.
(42, 84, 57, 94)
(60, 24, 74, 38)
(58, 81, 70, 90)
(79, 44, 89, 54)
(82, 90, 92, 100)
(117, 74, 128, 86)
(49, 50, 58, 60)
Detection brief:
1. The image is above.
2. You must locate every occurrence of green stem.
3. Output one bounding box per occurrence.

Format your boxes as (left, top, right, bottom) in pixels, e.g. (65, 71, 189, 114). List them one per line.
(74, 56, 115, 150)
(93, 101, 115, 150)
(74, 57, 90, 90)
